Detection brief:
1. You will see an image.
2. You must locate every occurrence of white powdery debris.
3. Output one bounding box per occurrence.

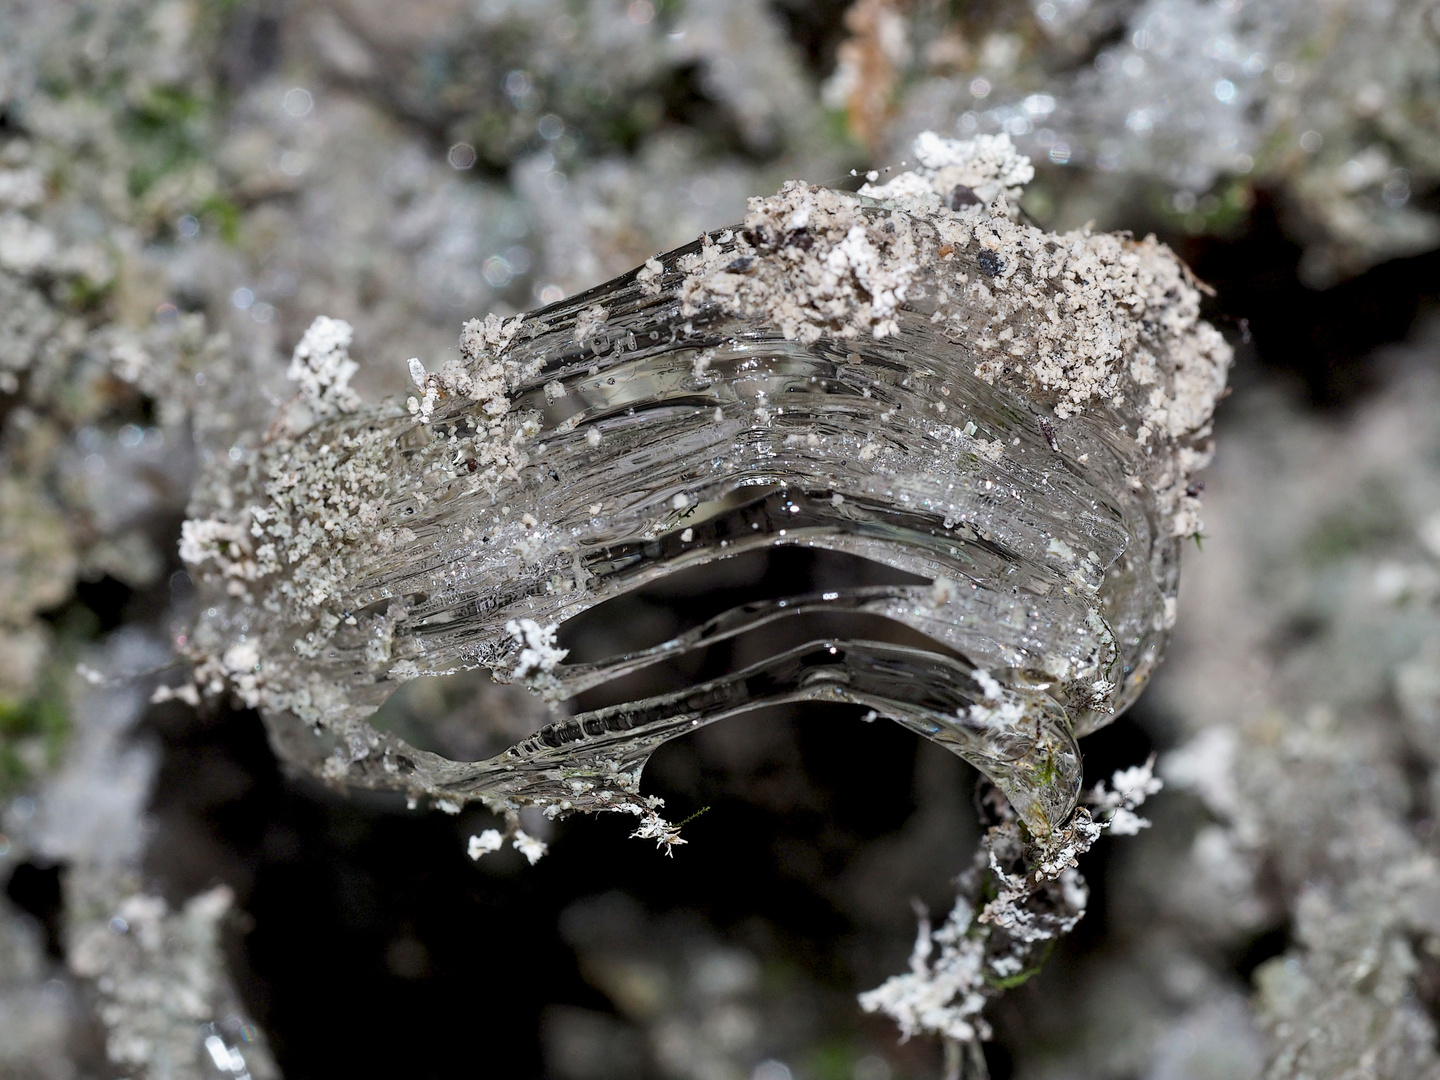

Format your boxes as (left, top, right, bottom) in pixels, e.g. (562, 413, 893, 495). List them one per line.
(506, 618, 569, 680)
(573, 303, 609, 343)
(861, 131, 1035, 207)
(181, 303, 557, 723)
(451, 311, 527, 421)
(677, 183, 925, 342)
(286, 316, 360, 419)
(859, 900, 991, 1043)
(630, 808, 689, 855)
(965, 669, 1027, 728)
(637, 256, 664, 295)
(512, 829, 548, 864)
(954, 213, 1229, 536)
(177, 518, 251, 575)
(671, 130, 1227, 537)
(467, 830, 504, 860)
(826, 224, 913, 336)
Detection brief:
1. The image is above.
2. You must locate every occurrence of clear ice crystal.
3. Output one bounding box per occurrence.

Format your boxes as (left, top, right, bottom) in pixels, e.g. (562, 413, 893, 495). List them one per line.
(183, 134, 1228, 841)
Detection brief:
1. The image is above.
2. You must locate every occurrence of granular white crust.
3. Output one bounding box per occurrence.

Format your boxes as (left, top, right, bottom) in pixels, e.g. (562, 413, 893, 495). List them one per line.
(674, 134, 1230, 538)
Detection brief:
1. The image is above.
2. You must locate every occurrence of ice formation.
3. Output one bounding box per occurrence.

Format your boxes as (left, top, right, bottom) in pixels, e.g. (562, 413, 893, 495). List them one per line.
(177, 134, 1227, 1049)
(5, 0, 1436, 1074)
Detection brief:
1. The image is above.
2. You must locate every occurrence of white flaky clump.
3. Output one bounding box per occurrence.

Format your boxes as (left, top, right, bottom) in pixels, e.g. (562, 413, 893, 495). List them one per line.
(512, 829, 548, 864)
(630, 808, 689, 855)
(676, 183, 926, 342)
(286, 316, 360, 418)
(406, 357, 441, 421)
(505, 618, 569, 680)
(861, 131, 1035, 207)
(177, 517, 248, 571)
(467, 830, 504, 860)
(408, 312, 529, 422)
(826, 224, 913, 335)
(859, 900, 991, 1043)
(573, 303, 609, 343)
(1088, 755, 1164, 836)
(862, 755, 1163, 1047)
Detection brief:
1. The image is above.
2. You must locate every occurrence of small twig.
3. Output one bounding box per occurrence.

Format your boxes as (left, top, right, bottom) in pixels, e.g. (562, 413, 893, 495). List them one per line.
(673, 805, 711, 829)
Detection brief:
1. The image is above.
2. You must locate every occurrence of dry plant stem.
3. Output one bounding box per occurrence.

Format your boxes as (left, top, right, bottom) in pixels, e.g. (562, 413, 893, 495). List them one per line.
(944, 1033, 990, 1079)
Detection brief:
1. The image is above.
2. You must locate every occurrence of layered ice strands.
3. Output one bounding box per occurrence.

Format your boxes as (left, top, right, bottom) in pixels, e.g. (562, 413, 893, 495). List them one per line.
(182, 134, 1229, 840)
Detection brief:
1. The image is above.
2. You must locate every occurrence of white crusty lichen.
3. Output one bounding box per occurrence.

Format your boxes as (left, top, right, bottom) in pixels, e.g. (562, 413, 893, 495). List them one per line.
(860, 759, 1162, 1047)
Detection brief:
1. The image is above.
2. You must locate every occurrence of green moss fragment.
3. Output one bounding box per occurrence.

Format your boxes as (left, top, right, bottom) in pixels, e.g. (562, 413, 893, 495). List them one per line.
(197, 193, 241, 245)
(122, 86, 211, 198)
(0, 673, 71, 794)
